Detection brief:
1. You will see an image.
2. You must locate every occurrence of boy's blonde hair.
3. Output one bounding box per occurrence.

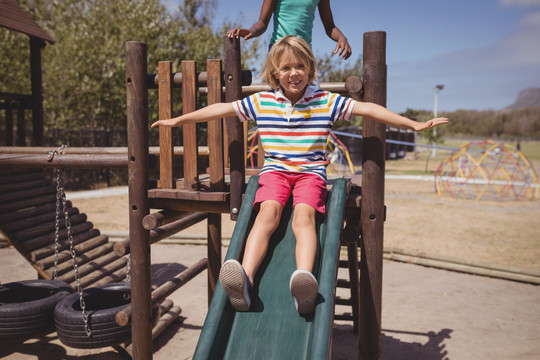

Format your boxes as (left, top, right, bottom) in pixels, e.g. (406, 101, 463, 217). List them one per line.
(261, 35, 318, 90)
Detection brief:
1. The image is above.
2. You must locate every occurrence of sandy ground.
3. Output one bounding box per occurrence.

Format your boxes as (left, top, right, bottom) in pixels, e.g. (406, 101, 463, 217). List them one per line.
(1, 177, 540, 359)
(1, 244, 539, 360)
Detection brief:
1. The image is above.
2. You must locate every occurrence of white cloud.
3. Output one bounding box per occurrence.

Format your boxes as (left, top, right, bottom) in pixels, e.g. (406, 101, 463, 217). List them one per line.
(499, 0, 540, 7)
(387, 18, 540, 112)
(519, 10, 540, 25)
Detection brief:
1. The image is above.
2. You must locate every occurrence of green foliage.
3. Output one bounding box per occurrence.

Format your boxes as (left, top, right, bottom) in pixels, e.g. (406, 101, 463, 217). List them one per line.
(316, 53, 362, 128)
(400, 108, 445, 145)
(1, 0, 234, 130)
(316, 54, 362, 83)
(441, 107, 540, 140)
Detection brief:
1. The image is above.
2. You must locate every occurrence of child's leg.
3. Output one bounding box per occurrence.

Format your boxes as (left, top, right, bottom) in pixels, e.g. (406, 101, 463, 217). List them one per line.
(288, 174, 326, 314)
(291, 203, 317, 272)
(242, 199, 283, 285)
(290, 204, 319, 314)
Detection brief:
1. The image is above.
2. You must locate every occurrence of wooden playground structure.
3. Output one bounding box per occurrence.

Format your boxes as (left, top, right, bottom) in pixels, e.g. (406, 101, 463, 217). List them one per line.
(1, 31, 389, 359)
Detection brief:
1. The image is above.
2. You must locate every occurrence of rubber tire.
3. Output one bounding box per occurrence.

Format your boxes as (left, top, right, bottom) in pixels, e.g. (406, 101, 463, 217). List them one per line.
(54, 282, 159, 349)
(0, 280, 73, 340)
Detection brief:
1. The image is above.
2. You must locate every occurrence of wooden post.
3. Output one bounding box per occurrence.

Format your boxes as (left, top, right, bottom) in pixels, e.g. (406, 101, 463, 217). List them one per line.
(359, 31, 387, 360)
(206, 59, 224, 303)
(5, 106, 13, 146)
(223, 36, 245, 220)
(16, 106, 26, 146)
(29, 37, 44, 146)
(181, 61, 199, 190)
(126, 41, 152, 360)
(158, 61, 174, 189)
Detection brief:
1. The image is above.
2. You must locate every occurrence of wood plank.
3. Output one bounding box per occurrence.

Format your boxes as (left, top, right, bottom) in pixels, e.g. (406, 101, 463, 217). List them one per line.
(206, 59, 225, 192)
(50, 243, 116, 279)
(30, 229, 101, 261)
(147, 188, 229, 202)
(158, 61, 175, 189)
(13, 213, 87, 242)
(149, 198, 229, 214)
(1, 206, 79, 234)
(0, 184, 55, 204)
(36, 234, 108, 269)
(0, 178, 50, 194)
(0, 193, 56, 214)
(22, 221, 94, 251)
(181, 61, 199, 190)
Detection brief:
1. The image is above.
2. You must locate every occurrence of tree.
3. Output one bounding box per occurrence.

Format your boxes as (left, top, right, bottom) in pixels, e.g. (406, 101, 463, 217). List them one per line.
(1, 0, 239, 132)
(316, 53, 362, 128)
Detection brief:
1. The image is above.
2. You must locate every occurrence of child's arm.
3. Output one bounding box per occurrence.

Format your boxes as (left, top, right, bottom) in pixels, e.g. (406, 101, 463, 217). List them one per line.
(150, 103, 236, 128)
(352, 102, 448, 132)
(318, 0, 352, 59)
(227, 0, 275, 40)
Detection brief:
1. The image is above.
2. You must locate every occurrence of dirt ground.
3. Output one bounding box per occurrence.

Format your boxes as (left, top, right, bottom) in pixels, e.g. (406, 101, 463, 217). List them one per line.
(64, 177, 540, 273)
(1, 176, 539, 359)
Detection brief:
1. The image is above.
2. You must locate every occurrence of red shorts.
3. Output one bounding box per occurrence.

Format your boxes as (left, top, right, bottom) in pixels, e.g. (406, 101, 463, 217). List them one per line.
(254, 171, 327, 215)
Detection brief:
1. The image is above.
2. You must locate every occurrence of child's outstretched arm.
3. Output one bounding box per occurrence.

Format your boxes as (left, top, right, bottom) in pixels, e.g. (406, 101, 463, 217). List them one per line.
(318, 0, 352, 59)
(150, 103, 236, 128)
(352, 102, 448, 132)
(227, 0, 275, 40)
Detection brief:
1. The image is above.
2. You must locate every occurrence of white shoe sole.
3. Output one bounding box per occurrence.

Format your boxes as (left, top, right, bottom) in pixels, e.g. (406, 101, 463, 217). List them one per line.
(289, 270, 318, 314)
(220, 260, 251, 312)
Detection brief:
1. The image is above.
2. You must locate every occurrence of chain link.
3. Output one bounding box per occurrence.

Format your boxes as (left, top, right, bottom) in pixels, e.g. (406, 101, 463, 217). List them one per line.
(53, 168, 62, 280)
(125, 255, 131, 282)
(52, 146, 92, 337)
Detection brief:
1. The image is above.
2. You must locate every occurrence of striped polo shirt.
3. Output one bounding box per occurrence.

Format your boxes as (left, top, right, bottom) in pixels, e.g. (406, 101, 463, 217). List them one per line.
(233, 87, 357, 182)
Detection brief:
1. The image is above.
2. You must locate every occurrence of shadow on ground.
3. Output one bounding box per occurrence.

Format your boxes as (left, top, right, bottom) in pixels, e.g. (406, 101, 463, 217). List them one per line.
(332, 324, 453, 360)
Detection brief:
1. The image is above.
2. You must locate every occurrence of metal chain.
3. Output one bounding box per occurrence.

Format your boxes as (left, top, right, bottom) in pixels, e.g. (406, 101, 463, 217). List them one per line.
(125, 255, 131, 282)
(52, 145, 66, 279)
(53, 169, 62, 280)
(52, 146, 92, 337)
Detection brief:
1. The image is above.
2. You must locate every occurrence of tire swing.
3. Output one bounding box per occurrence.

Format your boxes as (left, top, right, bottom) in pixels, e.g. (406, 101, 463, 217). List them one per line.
(0, 279, 73, 341)
(50, 163, 158, 349)
(0, 151, 77, 342)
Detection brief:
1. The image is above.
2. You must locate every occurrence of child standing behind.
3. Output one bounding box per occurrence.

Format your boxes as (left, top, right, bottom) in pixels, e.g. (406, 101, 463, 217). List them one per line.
(151, 35, 447, 314)
(227, 0, 352, 59)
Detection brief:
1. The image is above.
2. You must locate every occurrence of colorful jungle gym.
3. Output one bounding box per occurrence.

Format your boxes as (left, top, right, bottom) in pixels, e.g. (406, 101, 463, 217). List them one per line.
(434, 140, 539, 201)
(1, 30, 390, 360)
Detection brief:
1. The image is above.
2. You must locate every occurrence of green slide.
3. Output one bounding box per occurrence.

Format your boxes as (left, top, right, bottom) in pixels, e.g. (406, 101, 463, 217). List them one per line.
(193, 176, 349, 359)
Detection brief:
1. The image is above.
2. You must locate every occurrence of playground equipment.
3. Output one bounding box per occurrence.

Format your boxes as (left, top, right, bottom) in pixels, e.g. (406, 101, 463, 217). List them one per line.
(193, 176, 349, 359)
(434, 140, 539, 201)
(0, 166, 188, 350)
(0, 31, 390, 359)
(327, 131, 356, 176)
(0, 0, 54, 146)
(123, 32, 388, 360)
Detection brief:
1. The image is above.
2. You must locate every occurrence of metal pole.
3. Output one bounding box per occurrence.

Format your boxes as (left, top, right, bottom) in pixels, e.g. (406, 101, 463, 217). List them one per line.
(432, 84, 444, 157)
(126, 41, 152, 360)
(359, 31, 387, 360)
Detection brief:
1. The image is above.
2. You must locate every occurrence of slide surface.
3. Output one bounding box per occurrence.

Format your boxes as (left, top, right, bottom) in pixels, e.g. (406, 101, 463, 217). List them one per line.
(193, 176, 349, 360)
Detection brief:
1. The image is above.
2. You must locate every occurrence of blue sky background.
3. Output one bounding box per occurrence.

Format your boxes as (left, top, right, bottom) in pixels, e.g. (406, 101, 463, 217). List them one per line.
(165, 0, 540, 113)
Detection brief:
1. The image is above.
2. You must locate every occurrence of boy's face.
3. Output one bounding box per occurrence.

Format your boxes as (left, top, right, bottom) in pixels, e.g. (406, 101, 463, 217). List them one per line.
(274, 50, 309, 104)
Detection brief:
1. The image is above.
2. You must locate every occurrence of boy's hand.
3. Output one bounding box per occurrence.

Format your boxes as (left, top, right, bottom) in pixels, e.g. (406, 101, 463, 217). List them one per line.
(151, 119, 177, 128)
(415, 117, 449, 132)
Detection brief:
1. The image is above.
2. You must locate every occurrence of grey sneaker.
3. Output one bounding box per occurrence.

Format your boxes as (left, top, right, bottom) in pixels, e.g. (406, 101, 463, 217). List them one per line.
(289, 269, 318, 314)
(220, 259, 251, 311)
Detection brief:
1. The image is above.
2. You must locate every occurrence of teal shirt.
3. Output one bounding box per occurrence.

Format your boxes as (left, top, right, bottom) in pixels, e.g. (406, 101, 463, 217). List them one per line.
(270, 0, 320, 46)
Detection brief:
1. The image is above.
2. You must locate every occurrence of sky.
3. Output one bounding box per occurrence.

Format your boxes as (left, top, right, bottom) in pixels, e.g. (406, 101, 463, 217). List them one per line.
(164, 0, 540, 113)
